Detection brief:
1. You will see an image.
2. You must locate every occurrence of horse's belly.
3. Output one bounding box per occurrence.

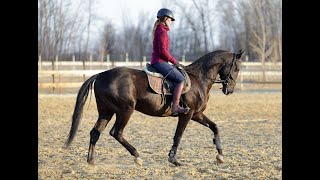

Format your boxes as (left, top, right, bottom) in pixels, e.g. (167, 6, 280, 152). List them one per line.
(135, 96, 172, 117)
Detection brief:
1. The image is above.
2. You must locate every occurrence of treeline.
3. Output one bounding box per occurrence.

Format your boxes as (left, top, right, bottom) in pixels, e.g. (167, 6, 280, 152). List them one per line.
(38, 0, 281, 63)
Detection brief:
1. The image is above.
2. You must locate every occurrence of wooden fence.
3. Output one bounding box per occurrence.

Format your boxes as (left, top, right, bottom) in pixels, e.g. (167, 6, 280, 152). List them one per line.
(38, 60, 282, 93)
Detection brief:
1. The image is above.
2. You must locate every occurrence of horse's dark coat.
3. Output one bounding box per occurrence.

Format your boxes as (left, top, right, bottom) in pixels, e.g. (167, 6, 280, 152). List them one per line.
(64, 49, 245, 166)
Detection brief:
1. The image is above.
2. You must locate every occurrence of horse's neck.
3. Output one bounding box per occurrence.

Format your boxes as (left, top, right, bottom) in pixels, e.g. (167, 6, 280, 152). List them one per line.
(186, 62, 219, 92)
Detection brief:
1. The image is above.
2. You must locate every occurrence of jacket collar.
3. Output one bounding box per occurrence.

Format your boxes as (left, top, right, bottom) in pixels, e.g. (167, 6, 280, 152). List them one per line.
(159, 23, 170, 31)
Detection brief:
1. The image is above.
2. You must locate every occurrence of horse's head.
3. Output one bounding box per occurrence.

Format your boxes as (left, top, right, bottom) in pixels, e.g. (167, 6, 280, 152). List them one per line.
(218, 49, 245, 95)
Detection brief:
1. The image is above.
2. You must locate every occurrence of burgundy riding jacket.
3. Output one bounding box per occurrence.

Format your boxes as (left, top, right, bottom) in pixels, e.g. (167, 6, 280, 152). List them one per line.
(151, 23, 177, 65)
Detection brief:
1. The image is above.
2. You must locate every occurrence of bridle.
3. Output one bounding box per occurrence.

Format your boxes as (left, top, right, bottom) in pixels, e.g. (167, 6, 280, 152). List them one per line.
(182, 52, 237, 85)
(215, 53, 237, 85)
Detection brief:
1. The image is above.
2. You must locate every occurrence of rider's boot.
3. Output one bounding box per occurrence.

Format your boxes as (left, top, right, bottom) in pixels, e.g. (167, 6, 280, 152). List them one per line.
(171, 82, 190, 115)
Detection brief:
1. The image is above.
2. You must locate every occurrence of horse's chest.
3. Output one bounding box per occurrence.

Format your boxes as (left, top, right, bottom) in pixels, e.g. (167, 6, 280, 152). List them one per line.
(196, 93, 209, 112)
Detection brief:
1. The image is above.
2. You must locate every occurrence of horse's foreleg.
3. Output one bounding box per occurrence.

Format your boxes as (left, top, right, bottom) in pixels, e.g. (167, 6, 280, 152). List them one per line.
(168, 114, 192, 166)
(109, 110, 142, 166)
(191, 113, 224, 163)
(87, 114, 113, 165)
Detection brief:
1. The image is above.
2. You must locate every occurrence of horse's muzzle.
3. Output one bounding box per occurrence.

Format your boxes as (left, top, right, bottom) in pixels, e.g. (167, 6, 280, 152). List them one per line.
(222, 87, 233, 95)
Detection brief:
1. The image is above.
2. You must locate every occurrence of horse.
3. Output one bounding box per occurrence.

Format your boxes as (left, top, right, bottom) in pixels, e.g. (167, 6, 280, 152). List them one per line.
(64, 49, 245, 166)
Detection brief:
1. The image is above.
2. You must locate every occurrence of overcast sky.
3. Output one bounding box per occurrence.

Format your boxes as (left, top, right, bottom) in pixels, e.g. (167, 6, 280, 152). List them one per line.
(81, 0, 188, 47)
(94, 0, 163, 27)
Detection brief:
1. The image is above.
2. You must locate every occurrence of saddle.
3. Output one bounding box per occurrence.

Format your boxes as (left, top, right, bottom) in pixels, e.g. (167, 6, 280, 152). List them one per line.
(143, 63, 191, 95)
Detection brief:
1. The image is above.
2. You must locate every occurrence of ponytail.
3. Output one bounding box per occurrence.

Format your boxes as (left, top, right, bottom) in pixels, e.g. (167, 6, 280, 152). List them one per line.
(152, 16, 167, 43)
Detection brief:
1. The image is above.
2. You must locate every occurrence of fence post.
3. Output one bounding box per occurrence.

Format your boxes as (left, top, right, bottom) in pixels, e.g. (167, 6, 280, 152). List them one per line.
(72, 55, 75, 71)
(51, 57, 55, 92)
(142, 56, 146, 67)
(55, 56, 61, 93)
(182, 50, 186, 64)
(55, 55, 59, 70)
(125, 53, 129, 63)
(39, 55, 42, 70)
(107, 54, 110, 69)
(245, 55, 249, 70)
(100, 54, 103, 69)
(90, 54, 93, 70)
(59, 72, 62, 93)
(82, 59, 86, 81)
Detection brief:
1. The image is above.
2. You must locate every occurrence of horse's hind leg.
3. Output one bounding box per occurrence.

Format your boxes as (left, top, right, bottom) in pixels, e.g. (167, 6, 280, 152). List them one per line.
(87, 112, 114, 165)
(109, 108, 142, 165)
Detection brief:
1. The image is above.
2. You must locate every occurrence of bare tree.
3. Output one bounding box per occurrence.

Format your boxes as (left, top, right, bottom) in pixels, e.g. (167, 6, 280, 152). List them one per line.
(38, 0, 281, 64)
(192, 0, 209, 53)
(168, 0, 219, 60)
(83, 0, 98, 61)
(38, 0, 87, 61)
(95, 21, 116, 61)
(217, 0, 281, 62)
(172, 1, 201, 55)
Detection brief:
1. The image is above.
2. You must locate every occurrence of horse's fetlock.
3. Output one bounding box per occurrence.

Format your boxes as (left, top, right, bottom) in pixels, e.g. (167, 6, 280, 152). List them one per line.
(168, 146, 177, 158)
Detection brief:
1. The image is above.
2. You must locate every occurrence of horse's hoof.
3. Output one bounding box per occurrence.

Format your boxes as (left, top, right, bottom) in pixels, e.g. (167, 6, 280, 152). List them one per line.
(134, 157, 143, 166)
(87, 159, 94, 165)
(168, 157, 181, 166)
(173, 161, 182, 166)
(168, 156, 175, 163)
(216, 154, 224, 163)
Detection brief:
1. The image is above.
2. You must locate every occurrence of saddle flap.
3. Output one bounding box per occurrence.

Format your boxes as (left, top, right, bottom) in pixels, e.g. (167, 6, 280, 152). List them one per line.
(143, 63, 191, 95)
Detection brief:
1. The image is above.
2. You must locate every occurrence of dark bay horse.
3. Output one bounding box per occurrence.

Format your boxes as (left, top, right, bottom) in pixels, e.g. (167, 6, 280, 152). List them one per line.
(64, 49, 245, 166)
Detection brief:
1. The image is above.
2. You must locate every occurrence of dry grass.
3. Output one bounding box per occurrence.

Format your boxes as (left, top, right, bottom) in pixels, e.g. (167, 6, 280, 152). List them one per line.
(38, 91, 282, 179)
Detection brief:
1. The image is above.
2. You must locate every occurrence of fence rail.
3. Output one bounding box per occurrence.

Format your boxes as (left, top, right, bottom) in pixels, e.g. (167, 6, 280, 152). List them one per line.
(38, 60, 282, 69)
(38, 61, 282, 93)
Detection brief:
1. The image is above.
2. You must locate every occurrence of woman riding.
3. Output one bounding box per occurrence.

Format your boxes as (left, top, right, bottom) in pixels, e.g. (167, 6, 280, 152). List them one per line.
(150, 8, 189, 115)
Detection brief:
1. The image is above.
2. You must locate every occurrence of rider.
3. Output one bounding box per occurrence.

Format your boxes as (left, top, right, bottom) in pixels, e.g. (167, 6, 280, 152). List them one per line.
(150, 8, 189, 115)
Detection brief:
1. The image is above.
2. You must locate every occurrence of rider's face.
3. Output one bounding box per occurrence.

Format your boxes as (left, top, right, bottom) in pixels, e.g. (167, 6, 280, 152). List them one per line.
(165, 18, 173, 27)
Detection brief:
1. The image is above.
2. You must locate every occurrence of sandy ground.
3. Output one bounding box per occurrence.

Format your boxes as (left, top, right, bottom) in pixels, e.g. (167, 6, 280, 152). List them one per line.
(38, 91, 282, 179)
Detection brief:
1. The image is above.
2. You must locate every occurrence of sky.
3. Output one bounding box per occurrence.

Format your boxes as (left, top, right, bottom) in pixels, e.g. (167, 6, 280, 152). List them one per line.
(83, 0, 188, 47)
(94, 0, 163, 28)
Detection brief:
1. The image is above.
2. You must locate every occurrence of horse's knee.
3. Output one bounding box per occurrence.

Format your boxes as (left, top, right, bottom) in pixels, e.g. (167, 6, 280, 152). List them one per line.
(112, 132, 122, 141)
(110, 129, 124, 141)
(90, 128, 100, 145)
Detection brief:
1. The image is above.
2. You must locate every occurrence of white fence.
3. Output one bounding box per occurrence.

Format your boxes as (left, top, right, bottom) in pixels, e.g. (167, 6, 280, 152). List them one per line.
(38, 60, 281, 70)
(38, 61, 282, 93)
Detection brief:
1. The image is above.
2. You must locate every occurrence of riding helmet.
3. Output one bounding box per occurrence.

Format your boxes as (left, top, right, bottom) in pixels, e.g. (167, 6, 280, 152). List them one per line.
(157, 8, 175, 21)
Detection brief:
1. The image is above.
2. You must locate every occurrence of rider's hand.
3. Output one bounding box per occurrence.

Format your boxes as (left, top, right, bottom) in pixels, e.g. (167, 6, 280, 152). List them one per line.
(175, 61, 180, 68)
(175, 61, 185, 69)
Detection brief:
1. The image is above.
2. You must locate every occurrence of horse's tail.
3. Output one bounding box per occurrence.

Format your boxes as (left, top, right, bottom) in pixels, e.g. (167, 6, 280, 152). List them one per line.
(64, 73, 99, 148)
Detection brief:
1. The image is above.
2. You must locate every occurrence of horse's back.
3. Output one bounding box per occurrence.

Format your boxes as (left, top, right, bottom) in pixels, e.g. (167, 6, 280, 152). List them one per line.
(95, 67, 144, 86)
(94, 67, 148, 100)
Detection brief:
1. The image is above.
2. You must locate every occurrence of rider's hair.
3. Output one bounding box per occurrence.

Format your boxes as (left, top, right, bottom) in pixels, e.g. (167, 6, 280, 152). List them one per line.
(152, 16, 168, 43)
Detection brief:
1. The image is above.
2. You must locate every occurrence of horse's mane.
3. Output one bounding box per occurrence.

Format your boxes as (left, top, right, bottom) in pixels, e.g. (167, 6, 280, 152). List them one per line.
(185, 50, 229, 80)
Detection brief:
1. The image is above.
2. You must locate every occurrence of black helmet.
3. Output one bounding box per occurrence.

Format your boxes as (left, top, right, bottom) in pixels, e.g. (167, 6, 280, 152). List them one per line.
(157, 8, 175, 21)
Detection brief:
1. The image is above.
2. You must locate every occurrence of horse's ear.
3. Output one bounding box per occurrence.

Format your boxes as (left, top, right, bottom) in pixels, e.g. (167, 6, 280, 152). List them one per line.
(236, 49, 246, 60)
